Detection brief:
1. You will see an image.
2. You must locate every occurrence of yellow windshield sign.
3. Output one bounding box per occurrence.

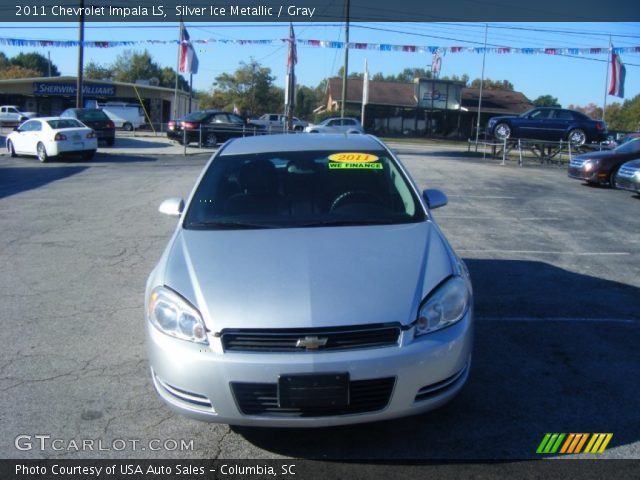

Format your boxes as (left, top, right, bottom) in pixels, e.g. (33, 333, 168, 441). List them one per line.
(328, 163, 383, 170)
(328, 152, 379, 163)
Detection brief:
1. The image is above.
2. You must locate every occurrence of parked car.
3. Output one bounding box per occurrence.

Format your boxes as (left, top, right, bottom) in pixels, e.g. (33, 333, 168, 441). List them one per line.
(614, 158, 640, 194)
(0, 105, 37, 126)
(568, 137, 640, 187)
(252, 113, 308, 132)
(60, 108, 116, 146)
(167, 110, 265, 147)
(304, 117, 364, 134)
(487, 107, 607, 146)
(146, 133, 473, 427)
(100, 103, 145, 131)
(6, 117, 97, 162)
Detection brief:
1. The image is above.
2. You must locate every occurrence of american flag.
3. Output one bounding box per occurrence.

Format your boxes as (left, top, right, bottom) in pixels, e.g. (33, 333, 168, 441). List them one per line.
(608, 47, 625, 98)
(179, 22, 199, 75)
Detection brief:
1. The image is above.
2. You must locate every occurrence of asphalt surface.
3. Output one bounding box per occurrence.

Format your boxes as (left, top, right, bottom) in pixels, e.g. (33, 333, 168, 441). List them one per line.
(0, 143, 638, 461)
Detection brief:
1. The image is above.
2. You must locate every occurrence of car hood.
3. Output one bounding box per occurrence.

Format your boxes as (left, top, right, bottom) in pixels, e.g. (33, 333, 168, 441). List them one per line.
(619, 159, 640, 169)
(489, 115, 518, 123)
(575, 150, 617, 161)
(162, 223, 453, 332)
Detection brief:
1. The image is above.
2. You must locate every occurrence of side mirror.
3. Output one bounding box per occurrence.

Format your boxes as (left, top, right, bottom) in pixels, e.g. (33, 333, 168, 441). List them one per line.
(13, 126, 20, 132)
(422, 189, 448, 210)
(158, 197, 184, 217)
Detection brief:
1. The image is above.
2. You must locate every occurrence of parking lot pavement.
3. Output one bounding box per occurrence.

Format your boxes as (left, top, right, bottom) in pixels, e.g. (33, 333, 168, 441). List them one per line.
(0, 146, 638, 460)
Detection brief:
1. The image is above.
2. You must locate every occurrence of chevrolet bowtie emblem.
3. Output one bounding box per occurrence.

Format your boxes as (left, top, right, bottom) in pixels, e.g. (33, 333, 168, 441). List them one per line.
(295, 336, 328, 349)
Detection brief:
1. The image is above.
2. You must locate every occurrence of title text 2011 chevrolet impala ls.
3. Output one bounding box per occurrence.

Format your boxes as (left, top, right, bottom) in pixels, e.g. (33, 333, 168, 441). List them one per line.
(145, 134, 473, 427)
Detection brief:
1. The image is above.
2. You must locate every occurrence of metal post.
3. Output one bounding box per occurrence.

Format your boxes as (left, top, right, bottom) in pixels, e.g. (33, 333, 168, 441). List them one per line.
(183, 127, 187, 156)
(75, 0, 85, 108)
(199, 124, 202, 147)
(502, 137, 506, 165)
(568, 140, 572, 162)
(340, 0, 350, 118)
(518, 139, 522, 166)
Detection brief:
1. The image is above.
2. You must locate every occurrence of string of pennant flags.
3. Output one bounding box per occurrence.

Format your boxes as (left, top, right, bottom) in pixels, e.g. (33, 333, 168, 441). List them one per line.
(1, 36, 639, 55)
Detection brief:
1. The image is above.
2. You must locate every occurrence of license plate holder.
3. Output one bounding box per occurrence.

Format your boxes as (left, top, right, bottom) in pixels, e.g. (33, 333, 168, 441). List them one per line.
(278, 373, 349, 409)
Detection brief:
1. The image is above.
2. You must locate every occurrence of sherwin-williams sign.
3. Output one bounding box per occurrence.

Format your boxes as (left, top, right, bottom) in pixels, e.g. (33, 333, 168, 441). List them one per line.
(33, 83, 116, 97)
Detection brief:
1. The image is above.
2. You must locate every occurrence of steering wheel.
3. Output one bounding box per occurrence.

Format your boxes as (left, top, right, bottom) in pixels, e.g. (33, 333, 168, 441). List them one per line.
(330, 190, 384, 211)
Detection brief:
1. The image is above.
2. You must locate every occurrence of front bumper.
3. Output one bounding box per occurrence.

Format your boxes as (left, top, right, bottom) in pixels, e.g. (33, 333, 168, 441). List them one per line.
(615, 175, 640, 193)
(146, 311, 473, 427)
(568, 167, 607, 184)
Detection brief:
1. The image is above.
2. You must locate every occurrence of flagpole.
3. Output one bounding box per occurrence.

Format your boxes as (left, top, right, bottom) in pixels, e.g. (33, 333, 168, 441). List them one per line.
(602, 36, 611, 122)
(173, 18, 182, 119)
(474, 23, 488, 151)
(361, 58, 368, 129)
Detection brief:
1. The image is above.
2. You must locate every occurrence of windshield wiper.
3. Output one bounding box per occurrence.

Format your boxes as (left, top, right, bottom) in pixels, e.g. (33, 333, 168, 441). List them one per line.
(187, 221, 279, 229)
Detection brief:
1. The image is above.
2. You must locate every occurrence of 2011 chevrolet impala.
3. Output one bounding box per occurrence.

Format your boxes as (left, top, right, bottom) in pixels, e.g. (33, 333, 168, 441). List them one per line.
(145, 134, 473, 427)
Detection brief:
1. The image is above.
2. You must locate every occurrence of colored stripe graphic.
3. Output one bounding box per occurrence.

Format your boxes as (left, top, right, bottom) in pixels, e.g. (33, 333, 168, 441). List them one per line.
(538, 433, 613, 454)
(537, 433, 565, 454)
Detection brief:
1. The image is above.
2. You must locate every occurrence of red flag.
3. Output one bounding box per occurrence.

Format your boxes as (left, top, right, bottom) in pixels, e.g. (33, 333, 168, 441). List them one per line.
(287, 23, 297, 68)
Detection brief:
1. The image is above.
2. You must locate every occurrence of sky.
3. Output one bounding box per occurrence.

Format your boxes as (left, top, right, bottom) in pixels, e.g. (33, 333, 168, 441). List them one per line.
(0, 21, 638, 108)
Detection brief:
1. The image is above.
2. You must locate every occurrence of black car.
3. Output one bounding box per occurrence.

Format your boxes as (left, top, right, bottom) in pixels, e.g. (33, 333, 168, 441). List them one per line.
(487, 107, 607, 146)
(167, 110, 265, 147)
(60, 108, 116, 146)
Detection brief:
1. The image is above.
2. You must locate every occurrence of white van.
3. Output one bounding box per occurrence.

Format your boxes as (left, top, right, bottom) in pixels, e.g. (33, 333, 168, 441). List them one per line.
(99, 103, 145, 131)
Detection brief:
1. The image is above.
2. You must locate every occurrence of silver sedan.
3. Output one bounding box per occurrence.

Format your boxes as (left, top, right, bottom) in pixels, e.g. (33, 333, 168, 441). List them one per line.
(146, 134, 473, 427)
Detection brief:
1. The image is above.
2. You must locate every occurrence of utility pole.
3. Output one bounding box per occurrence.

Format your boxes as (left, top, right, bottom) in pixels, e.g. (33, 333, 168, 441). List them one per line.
(47, 51, 52, 77)
(340, 0, 350, 118)
(76, 0, 85, 108)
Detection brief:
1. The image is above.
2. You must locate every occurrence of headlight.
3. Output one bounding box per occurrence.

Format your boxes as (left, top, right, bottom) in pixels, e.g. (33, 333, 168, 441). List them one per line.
(147, 286, 208, 344)
(415, 276, 471, 337)
(583, 159, 600, 172)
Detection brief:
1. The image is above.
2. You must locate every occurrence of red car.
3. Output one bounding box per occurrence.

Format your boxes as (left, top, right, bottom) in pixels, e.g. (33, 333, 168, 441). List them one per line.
(568, 138, 640, 187)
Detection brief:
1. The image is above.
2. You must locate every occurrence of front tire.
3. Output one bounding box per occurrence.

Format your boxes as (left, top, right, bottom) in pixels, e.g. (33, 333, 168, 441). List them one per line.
(494, 123, 511, 141)
(7, 140, 16, 157)
(37, 142, 49, 163)
(609, 168, 619, 189)
(568, 128, 587, 146)
(123, 122, 133, 132)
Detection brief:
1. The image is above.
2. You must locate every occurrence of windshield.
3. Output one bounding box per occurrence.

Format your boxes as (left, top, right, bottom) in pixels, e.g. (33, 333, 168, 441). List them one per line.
(183, 149, 426, 229)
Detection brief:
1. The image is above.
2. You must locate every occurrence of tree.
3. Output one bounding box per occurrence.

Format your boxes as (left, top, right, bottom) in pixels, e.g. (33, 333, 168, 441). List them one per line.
(294, 85, 321, 119)
(0, 65, 41, 80)
(111, 50, 161, 84)
(213, 58, 283, 116)
(84, 62, 113, 81)
(0, 52, 10, 70)
(568, 103, 602, 121)
(532, 95, 560, 107)
(469, 78, 514, 91)
(10, 52, 59, 76)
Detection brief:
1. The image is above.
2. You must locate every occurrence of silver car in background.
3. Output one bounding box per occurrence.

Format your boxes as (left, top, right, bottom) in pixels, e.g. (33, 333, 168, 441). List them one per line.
(304, 117, 364, 134)
(146, 134, 473, 427)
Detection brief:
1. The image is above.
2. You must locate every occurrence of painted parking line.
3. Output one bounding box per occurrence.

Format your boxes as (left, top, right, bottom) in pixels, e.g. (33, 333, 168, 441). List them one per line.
(446, 195, 517, 199)
(457, 249, 631, 256)
(479, 316, 637, 324)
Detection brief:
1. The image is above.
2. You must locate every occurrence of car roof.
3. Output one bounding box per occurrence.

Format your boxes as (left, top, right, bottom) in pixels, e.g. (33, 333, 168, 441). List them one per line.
(221, 133, 383, 156)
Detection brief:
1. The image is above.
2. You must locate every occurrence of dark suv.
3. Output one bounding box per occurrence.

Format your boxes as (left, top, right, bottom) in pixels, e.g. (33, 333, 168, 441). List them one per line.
(487, 107, 607, 146)
(167, 110, 265, 147)
(60, 108, 116, 146)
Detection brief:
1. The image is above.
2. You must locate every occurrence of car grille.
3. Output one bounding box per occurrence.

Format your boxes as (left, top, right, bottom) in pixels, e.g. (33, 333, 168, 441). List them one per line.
(231, 377, 396, 417)
(220, 323, 402, 353)
(569, 157, 587, 168)
(618, 165, 638, 178)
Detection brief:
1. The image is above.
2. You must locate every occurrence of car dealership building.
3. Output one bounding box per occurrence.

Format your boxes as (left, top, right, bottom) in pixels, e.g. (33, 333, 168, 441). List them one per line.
(0, 76, 195, 127)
